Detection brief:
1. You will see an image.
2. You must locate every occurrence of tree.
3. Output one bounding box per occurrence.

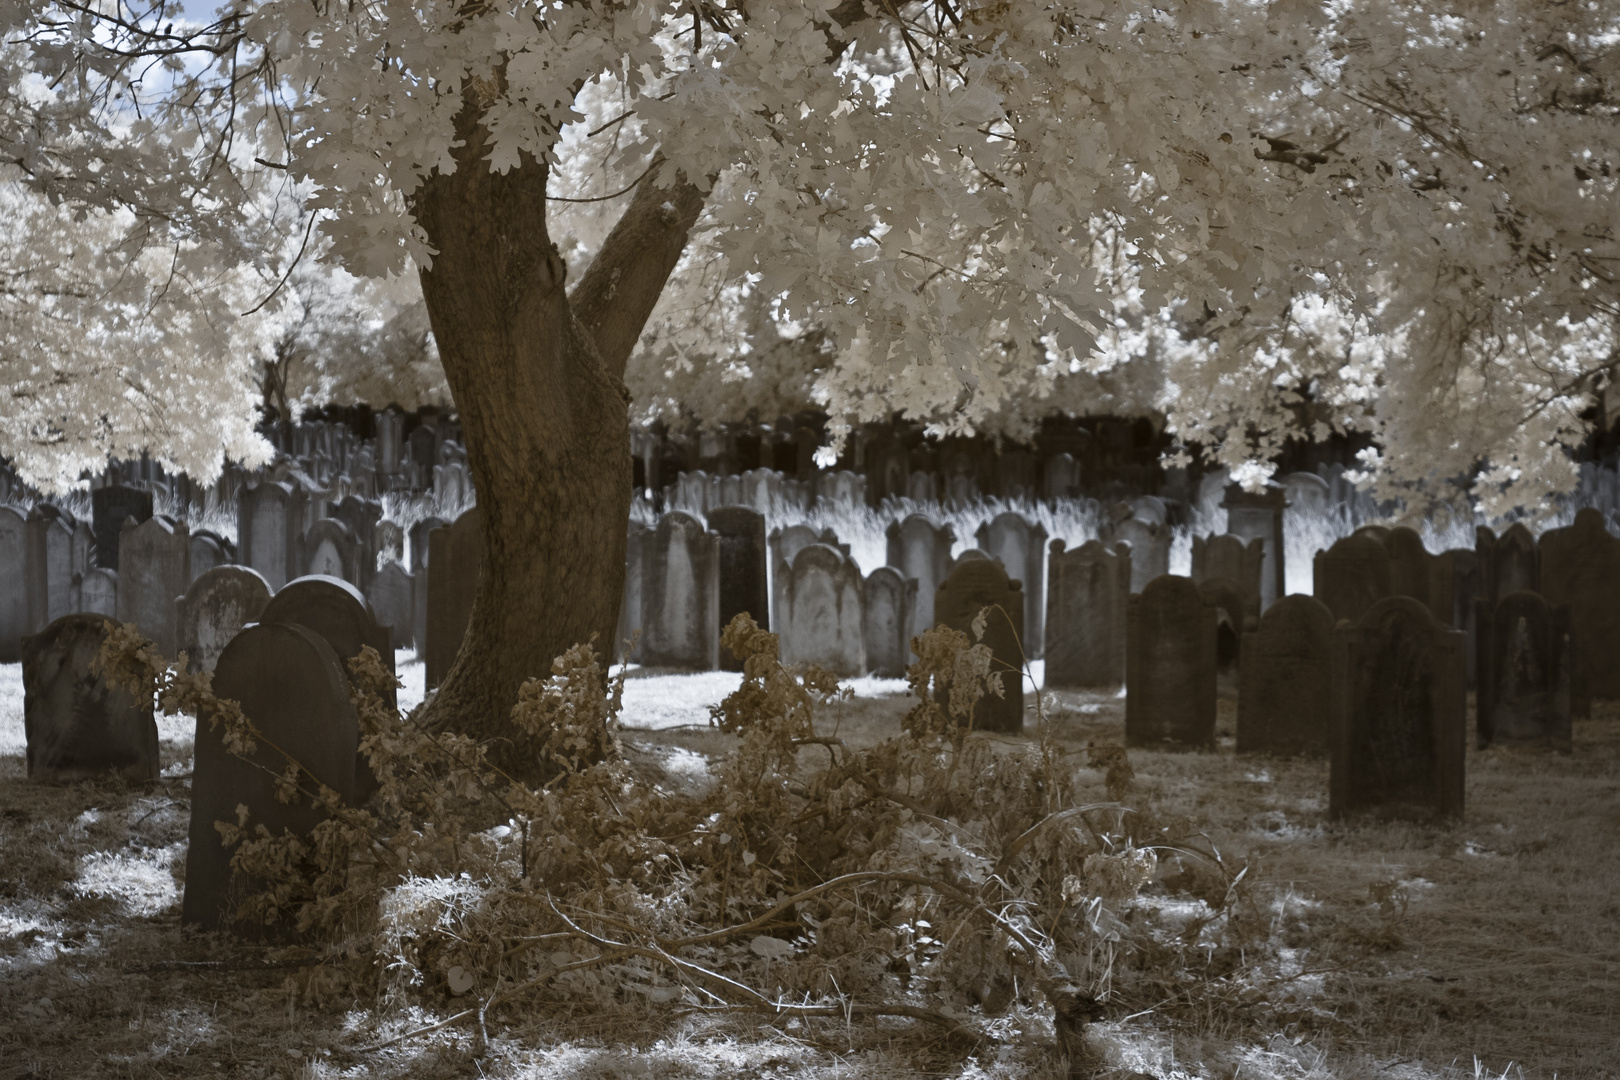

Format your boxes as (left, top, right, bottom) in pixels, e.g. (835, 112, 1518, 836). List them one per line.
(6, 0, 1620, 765)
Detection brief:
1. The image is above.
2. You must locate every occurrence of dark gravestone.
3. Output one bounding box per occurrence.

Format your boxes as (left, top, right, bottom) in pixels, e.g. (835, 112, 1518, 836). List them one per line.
(425, 508, 481, 689)
(1196, 575, 1249, 686)
(91, 484, 153, 569)
(708, 506, 769, 671)
(1386, 526, 1432, 612)
(1045, 539, 1131, 688)
(1313, 533, 1391, 624)
(408, 514, 448, 661)
(779, 544, 866, 677)
(1190, 534, 1264, 621)
(181, 623, 357, 933)
(189, 530, 230, 582)
(1111, 516, 1168, 592)
(329, 496, 383, 589)
(0, 506, 24, 661)
(177, 566, 273, 674)
(117, 515, 190, 658)
(79, 568, 118, 617)
(616, 522, 653, 664)
(1331, 596, 1466, 821)
(1222, 481, 1287, 609)
(1538, 508, 1620, 708)
(863, 567, 916, 678)
(260, 575, 395, 709)
(934, 559, 1026, 734)
(23, 613, 159, 782)
(366, 562, 414, 651)
(1477, 522, 1540, 605)
(1237, 595, 1335, 755)
(1476, 592, 1572, 752)
(1126, 575, 1216, 749)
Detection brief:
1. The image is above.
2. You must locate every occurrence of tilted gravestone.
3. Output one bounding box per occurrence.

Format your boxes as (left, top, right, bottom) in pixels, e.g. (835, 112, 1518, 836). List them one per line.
(863, 567, 916, 678)
(1125, 575, 1216, 749)
(1044, 539, 1131, 688)
(117, 515, 191, 658)
(79, 568, 118, 618)
(23, 613, 159, 783)
(1537, 508, 1620, 710)
(1331, 596, 1466, 821)
(90, 484, 153, 569)
(182, 622, 357, 933)
(975, 512, 1049, 658)
(177, 565, 273, 673)
(778, 544, 866, 676)
(708, 506, 770, 671)
(641, 511, 720, 670)
(0, 506, 26, 661)
(425, 508, 481, 689)
(365, 562, 414, 652)
(886, 514, 955, 644)
(25, 505, 79, 633)
(1110, 515, 1169, 592)
(1237, 594, 1335, 755)
(1476, 591, 1572, 752)
(239, 482, 304, 591)
(1313, 532, 1392, 624)
(934, 558, 1026, 734)
(1190, 534, 1264, 621)
(301, 517, 361, 585)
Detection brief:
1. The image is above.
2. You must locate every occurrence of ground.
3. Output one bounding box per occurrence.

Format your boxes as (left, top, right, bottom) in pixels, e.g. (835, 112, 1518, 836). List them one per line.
(0, 656, 1615, 1080)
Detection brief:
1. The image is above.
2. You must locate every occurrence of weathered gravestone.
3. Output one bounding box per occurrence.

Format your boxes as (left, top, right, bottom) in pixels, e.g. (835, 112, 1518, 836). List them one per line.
(260, 575, 396, 709)
(117, 515, 190, 658)
(1476, 592, 1572, 752)
(182, 623, 357, 933)
(1385, 527, 1432, 612)
(239, 482, 304, 591)
(1111, 515, 1170, 592)
(863, 567, 916, 678)
(25, 505, 79, 633)
(425, 508, 481, 689)
(641, 512, 720, 670)
(366, 562, 414, 652)
(1222, 481, 1287, 610)
(1190, 534, 1264, 620)
(770, 523, 842, 627)
(189, 530, 232, 581)
(976, 512, 1049, 658)
(934, 559, 1026, 733)
(779, 544, 866, 676)
(1313, 533, 1392, 624)
(79, 568, 118, 617)
(0, 506, 26, 661)
(905, 471, 938, 503)
(1044, 539, 1131, 688)
(177, 566, 272, 673)
(616, 522, 653, 663)
(301, 518, 360, 584)
(708, 506, 770, 671)
(90, 484, 153, 570)
(1331, 596, 1466, 821)
(885, 514, 955, 653)
(330, 496, 383, 588)
(1197, 575, 1250, 686)
(1125, 575, 1216, 749)
(1237, 594, 1335, 755)
(408, 514, 448, 660)
(23, 613, 158, 782)
(1539, 508, 1620, 710)
(1477, 522, 1539, 605)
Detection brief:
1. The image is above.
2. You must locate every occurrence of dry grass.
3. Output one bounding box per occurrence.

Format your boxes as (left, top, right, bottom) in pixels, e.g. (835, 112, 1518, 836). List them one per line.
(1, 669, 1615, 1080)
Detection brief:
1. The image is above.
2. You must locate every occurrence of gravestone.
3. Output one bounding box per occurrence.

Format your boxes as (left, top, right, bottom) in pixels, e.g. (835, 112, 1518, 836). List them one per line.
(905, 472, 938, 503)
(1221, 481, 1287, 609)
(0, 506, 26, 661)
(819, 470, 866, 507)
(1237, 595, 1335, 755)
(79, 568, 118, 617)
(91, 484, 153, 569)
(25, 505, 78, 633)
(934, 559, 1026, 733)
(301, 518, 360, 584)
(1195, 469, 1229, 533)
(117, 515, 191, 657)
(1125, 575, 1216, 749)
(182, 623, 357, 933)
(779, 544, 866, 677)
(1190, 534, 1264, 620)
(944, 474, 979, 506)
(1045, 539, 1131, 688)
(1386, 527, 1432, 612)
(375, 406, 406, 478)
(1476, 591, 1572, 752)
(177, 566, 273, 673)
(708, 506, 770, 671)
(640, 511, 720, 670)
(863, 567, 916, 678)
(770, 524, 841, 626)
(426, 508, 482, 689)
(259, 575, 396, 710)
(366, 562, 414, 652)
(1313, 533, 1392, 624)
(1043, 453, 1080, 501)
(189, 530, 231, 581)
(885, 514, 955, 643)
(1111, 516, 1169, 592)
(240, 482, 303, 591)
(1129, 495, 1169, 527)
(409, 515, 449, 661)
(1539, 508, 1620, 707)
(1197, 575, 1250, 684)
(1331, 596, 1466, 820)
(616, 523, 653, 663)
(23, 613, 159, 783)
(975, 512, 1049, 657)
(1478, 522, 1540, 605)
(408, 424, 439, 476)
(868, 441, 911, 504)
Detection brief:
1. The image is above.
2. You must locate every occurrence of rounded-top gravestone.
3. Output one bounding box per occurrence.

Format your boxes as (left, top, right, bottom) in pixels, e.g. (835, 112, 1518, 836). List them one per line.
(23, 613, 159, 783)
(259, 575, 394, 705)
(177, 565, 273, 673)
(934, 558, 1026, 733)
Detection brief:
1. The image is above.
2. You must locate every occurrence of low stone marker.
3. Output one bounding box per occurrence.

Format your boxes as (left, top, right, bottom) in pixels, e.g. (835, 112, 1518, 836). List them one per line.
(1237, 594, 1335, 755)
(177, 565, 273, 673)
(641, 511, 720, 670)
(708, 506, 769, 671)
(23, 613, 159, 782)
(1044, 539, 1130, 688)
(862, 567, 916, 678)
(182, 622, 357, 933)
(1125, 575, 1216, 749)
(1476, 591, 1572, 752)
(117, 515, 191, 658)
(934, 558, 1026, 733)
(779, 544, 866, 676)
(1331, 595, 1466, 820)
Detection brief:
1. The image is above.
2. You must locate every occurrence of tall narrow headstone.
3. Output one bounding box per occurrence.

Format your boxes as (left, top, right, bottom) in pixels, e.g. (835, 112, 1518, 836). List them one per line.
(1125, 575, 1216, 749)
(0, 506, 28, 661)
(1237, 595, 1335, 755)
(770, 524, 841, 627)
(641, 512, 720, 670)
(25, 505, 77, 633)
(1481, 522, 1540, 604)
(365, 562, 414, 651)
(975, 512, 1049, 658)
(1331, 596, 1466, 821)
(616, 523, 653, 663)
(1386, 527, 1432, 612)
(1539, 508, 1620, 708)
(1476, 591, 1572, 752)
(425, 508, 481, 688)
(182, 623, 357, 932)
(934, 559, 1026, 733)
(1221, 481, 1287, 609)
(779, 544, 866, 677)
(330, 496, 383, 589)
(23, 613, 159, 783)
(708, 506, 770, 671)
(885, 514, 955, 646)
(863, 567, 916, 678)
(240, 482, 303, 591)
(409, 514, 448, 660)
(1111, 516, 1169, 592)
(1044, 539, 1131, 688)
(91, 484, 153, 569)
(177, 565, 272, 674)
(116, 516, 191, 658)
(1313, 533, 1392, 624)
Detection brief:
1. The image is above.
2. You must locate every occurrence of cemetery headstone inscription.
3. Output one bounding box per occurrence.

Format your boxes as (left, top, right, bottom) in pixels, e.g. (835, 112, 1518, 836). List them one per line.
(779, 544, 866, 677)
(117, 515, 191, 658)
